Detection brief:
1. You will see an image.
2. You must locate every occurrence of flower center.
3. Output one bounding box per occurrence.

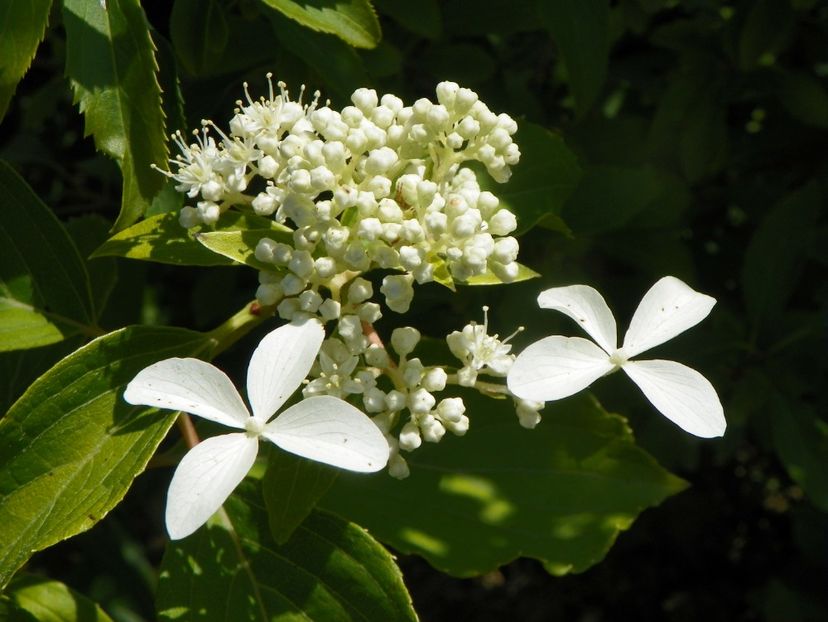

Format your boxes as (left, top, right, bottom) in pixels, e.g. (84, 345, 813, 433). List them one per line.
(245, 418, 265, 438)
(608, 349, 628, 368)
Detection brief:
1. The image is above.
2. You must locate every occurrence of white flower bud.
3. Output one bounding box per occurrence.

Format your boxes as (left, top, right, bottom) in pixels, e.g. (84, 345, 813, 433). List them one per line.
(457, 365, 478, 387)
(381, 274, 415, 313)
(256, 283, 282, 306)
(391, 326, 421, 357)
(200, 179, 224, 202)
(352, 87, 379, 113)
(252, 192, 277, 215)
(298, 290, 322, 313)
(516, 399, 543, 429)
(357, 302, 382, 323)
(179, 206, 200, 228)
(378, 198, 403, 223)
(388, 453, 410, 479)
(310, 165, 335, 191)
(288, 168, 313, 193)
(255, 238, 278, 263)
(337, 314, 362, 343)
(385, 390, 407, 411)
(425, 105, 450, 131)
(358, 217, 383, 240)
(363, 387, 387, 413)
(258, 155, 278, 178)
(277, 297, 300, 320)
(399, 421, 422, 451)
(371, 105, 395, 129)
(364, 147, 398, 175)
(399, 245, 422, 270)
(455, 88, 478, 114)
(364, 344, 390, 368)
(345, 130, 368, 154)
(401, 219, 425, 242)
(341, 105, 364, 127)
(409, 388, 436, 413)
(422, 367, 448, 392)
(197, 201, 221, 224)
(344, 243, 370, 271)
(318, 298, 341, 321)
(314, 256, 337, 279)
(491, 261, 519, 283)
(347, 277, 373, 304)
(425, 211, 448, 234)
(488, 209, 517, 235)
(322, 141, 347, 173)
(436, 397, 465, 423)
(365, 175, 392, 198)
(445, 414, 469, 436)
(289, 250, 314, 278)
(457, 116, 480, 139)
(493, 236, 520, 264)
(403, 358, 424, 388)
(420, 414, 445, 443)
(324, 226, 350, 254)
(380, 93, 403, 113)
(281, 273, 306, 296)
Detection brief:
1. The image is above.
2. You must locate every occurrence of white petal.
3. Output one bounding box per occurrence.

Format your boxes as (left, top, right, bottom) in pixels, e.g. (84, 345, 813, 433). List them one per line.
(622, 276, 716, 358)
(246, 319, 325, 422)
(124, 358, 249, 429)
(622, 359, 725, 438)
(262, 396, 389, 472)
(165, 433, 259, 540)
(507, 336, 615, 402)
(537, 284, 617, 353)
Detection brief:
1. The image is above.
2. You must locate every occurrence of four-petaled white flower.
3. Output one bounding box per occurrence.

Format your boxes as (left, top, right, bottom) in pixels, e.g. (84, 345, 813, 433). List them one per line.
(507, 276, 725, 438)
(124, 319, 389, 540)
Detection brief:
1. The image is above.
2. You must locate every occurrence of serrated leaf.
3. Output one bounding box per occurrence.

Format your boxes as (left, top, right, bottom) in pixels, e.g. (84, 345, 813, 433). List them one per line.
(5, 574, 113, 622)
(322, 392, 686, 577)
(170, 0, 229, 76)
(263, 447, 339, 544)
(0, 161, 97, 352)
(156, 482, 417, 622)
(481, 121, 581, 235)
(771, 395, 828, 512)
(0, 326, 210, 588)
(464, 262, 540, 286)
(92, 211, 290, 266)
(741, 181, 821, 341)
(0, 0, 53, 121)
(63, 0, 168, 231)
(259, 0, 381, 49)
(539, 0, 610, 115)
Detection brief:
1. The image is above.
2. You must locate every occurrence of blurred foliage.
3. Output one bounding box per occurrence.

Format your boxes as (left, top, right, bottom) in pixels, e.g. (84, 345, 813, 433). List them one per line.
(0, 0, 826, 620)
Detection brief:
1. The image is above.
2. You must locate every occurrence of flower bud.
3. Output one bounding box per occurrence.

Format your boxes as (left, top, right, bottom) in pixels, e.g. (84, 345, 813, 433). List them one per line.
(391, 326, 421, 357)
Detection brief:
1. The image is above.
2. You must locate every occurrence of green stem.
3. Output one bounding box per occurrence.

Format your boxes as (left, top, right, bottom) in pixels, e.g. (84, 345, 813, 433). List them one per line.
(206, 300, 276, 358)
(446, 373, 512, 396)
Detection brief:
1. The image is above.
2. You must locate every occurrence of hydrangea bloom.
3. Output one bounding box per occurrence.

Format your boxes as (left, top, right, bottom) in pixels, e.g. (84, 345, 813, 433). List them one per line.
(124, 320, 389, 539)
(507, 277, 725, 438)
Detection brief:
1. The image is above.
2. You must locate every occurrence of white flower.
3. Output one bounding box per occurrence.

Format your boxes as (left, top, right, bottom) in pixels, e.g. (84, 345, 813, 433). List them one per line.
(123, 320, 388, 540)
(447, 306, 519, 386)
(507, 277, 725, 438)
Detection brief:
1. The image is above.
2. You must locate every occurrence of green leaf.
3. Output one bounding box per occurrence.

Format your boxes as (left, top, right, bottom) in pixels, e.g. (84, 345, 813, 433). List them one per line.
(442, 0, 538, 36)
(92, 211, 290, 266)
(170, 0, 229, 76)
(197, 228, 292, 271)
(258, 0, 381, 49)
(562, 165, 690, 236)
(65, 215, 118, 321)
(464, 263, 540, 286)
(5, 574, 113, 622)
(741, 181, 821, 341)
(156, 482, 417, 622)
(373, 0, 441, 39)
(539, 0, 610, 115)
(263, 448, 339, 544)
(0, 0, 53, 121)
(776, 71, 828, 129)
(0, 326, 210, 588)
(484, 121, 581, 235)
(269, 11, 370, 102)
(63, 0, 168, 231)
(738, 0, 794, 69)
(771, 396, 828, 513)
(0, 161, 97, 352)
(322, 392, 686, 577)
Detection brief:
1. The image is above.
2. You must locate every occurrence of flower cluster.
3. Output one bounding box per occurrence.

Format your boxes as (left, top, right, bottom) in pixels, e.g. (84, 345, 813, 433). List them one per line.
(160, 77, 521, 317)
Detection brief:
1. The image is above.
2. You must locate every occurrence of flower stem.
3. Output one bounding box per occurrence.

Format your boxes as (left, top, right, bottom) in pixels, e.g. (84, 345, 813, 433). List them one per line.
(177, 414, 200, 449)
(206, 300, 276, 358)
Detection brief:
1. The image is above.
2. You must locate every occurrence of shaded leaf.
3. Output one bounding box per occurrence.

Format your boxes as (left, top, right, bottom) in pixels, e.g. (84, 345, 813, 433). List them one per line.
(0, 0, 53, 121)
(65, 215, 118, 321)
(776, 71, 828, 129)
(322, 392, 686, 577)
(539, 0, 610, 115)
(0, 326, 210, 588)
(373, 0, 441, 39)
(63, 0, 168, 230)
(263, 448, 339, 544)
(741, 181, 821, 341)
(157, 482, 417, 621)
(738, 0, 794, 69)
(485, 121, 581, 235)
(0, 161, 97, 352)
(771, 396, 828, 513)
(170, 0, 229, 76)
(258, 0, 381, 49)
(5, 574, 113, 622)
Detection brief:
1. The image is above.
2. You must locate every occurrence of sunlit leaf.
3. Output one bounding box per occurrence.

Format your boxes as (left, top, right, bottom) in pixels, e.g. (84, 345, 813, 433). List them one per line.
(5, 574, 113, 622)
(322, 393, 686, 577)
(0, 0, 52, 121)
(156, 482, 417, 621)
(63, 0, 168, 231)
(259, 0, 381, 49)
(0, 326, 210, 588)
